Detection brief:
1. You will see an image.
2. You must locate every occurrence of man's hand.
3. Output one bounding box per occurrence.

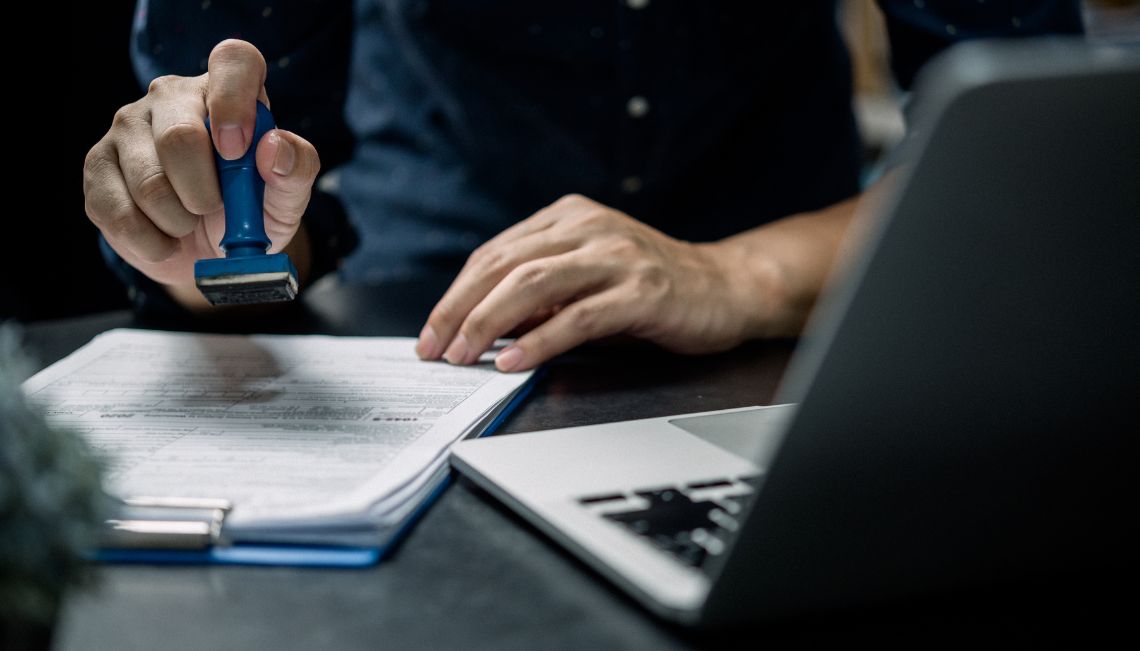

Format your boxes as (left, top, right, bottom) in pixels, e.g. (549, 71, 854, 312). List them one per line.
(82, 39, 319, 308)
(416, 194, 771, 372)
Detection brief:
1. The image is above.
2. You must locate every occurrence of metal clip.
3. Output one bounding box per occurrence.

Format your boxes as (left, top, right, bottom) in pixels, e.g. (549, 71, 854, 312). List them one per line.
(100, 497, 232, 550)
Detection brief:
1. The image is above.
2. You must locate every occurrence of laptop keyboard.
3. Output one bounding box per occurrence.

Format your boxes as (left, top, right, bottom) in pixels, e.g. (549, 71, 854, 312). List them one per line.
(577, 475, 760, 571)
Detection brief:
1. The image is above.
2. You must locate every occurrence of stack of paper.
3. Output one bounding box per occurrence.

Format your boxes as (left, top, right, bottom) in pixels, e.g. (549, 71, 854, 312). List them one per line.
(22, 329, 534, 554)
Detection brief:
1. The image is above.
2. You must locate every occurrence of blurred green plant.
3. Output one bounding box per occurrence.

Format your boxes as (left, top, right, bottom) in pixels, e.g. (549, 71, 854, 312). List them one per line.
(0, 323, 105, 639)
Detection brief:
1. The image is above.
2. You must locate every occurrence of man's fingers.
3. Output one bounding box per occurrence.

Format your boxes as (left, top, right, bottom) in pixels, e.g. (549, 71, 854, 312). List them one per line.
(117, 121, 202, 240)
(442, 251, 611, 365)
(206, 40, 268, 160)
(416, 194, 605, 361)
(255, 129, 320, 240)
(84, 146, 180, 264)
(417, 231, 582, 360)
(495, 290, 629, 372)
(150, 82, 221, 216)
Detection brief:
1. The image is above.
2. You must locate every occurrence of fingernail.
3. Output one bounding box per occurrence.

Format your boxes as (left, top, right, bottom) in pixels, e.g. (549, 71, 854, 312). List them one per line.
(270, 131, 295, 176)
(416, 324, 440, 359)
(443, 333, 469, 365)
(495, 346, 524, 373)
(217, 123, 247, 160)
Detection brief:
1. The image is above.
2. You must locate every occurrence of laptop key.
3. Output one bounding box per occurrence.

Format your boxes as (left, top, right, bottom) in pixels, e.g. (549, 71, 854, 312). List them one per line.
(578, 493, 626, 506)
(686, 479, 734, 490)
(601, 486, 741, 569)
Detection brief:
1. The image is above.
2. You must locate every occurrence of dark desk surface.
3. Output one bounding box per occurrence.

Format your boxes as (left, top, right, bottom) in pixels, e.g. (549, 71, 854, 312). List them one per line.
(26, 279, 1112, 649)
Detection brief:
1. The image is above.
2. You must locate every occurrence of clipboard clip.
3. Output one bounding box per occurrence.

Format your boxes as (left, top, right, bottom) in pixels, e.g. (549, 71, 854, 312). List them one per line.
(100, 496, 233, 551)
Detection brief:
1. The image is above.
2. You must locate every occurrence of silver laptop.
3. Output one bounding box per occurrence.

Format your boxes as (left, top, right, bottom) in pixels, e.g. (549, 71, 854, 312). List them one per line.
(450, 39, 1139, 627)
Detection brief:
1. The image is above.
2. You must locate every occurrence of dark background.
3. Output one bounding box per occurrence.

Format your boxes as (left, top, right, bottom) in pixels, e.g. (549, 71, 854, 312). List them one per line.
(4, 2, 138, 322)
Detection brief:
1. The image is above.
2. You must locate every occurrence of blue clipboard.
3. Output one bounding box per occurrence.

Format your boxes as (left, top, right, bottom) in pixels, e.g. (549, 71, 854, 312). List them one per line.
(92, 371, 541, 568)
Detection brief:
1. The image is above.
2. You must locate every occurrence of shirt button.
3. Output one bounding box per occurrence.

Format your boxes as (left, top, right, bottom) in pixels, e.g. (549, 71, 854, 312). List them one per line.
(621, 176, 643, 194)
(626, 96, 650, 118)
(626, 0, 650, 9)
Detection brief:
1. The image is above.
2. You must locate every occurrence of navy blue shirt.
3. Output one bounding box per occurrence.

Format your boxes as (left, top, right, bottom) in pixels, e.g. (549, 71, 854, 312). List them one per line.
(130, 0, 1081, 283)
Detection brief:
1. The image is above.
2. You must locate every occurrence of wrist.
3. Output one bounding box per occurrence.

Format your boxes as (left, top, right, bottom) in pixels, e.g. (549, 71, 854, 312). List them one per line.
(698, 238, 797, 340)
(695, 240, 774, 342)
(702, 197, 862, 340)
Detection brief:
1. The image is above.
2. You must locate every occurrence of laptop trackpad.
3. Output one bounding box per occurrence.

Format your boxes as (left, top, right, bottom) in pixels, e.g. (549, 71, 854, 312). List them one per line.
(668, 405, 795, 466)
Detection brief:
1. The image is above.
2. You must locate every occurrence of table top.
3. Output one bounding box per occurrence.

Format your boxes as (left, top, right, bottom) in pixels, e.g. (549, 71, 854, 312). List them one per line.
(26, 278, 1115, 649)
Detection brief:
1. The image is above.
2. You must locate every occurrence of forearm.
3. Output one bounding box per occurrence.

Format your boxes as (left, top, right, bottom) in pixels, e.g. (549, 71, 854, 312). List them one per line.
(704, 192, 865, 339)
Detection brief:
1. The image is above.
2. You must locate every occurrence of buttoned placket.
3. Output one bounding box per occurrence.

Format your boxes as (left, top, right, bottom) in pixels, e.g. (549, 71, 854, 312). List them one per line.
(615, 0, 652, 201)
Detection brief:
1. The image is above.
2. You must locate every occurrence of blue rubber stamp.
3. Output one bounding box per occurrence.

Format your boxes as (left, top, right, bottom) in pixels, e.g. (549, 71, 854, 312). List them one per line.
(194, 102, 299, 305)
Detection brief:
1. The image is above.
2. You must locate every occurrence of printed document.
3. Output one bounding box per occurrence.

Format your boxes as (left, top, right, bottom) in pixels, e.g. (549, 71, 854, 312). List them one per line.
(22, 329, 533, 546)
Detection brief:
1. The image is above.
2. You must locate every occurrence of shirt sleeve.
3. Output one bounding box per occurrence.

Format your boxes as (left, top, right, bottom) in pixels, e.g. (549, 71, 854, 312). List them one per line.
(877, 0, 1084, 89)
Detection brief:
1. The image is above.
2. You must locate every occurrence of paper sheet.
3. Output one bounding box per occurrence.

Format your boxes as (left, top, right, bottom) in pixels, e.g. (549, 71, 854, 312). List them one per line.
(22, 329, 532, 538)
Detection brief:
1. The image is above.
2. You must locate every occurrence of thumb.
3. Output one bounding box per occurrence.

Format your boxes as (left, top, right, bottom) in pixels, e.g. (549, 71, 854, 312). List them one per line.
(255, 128, 320, 232)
